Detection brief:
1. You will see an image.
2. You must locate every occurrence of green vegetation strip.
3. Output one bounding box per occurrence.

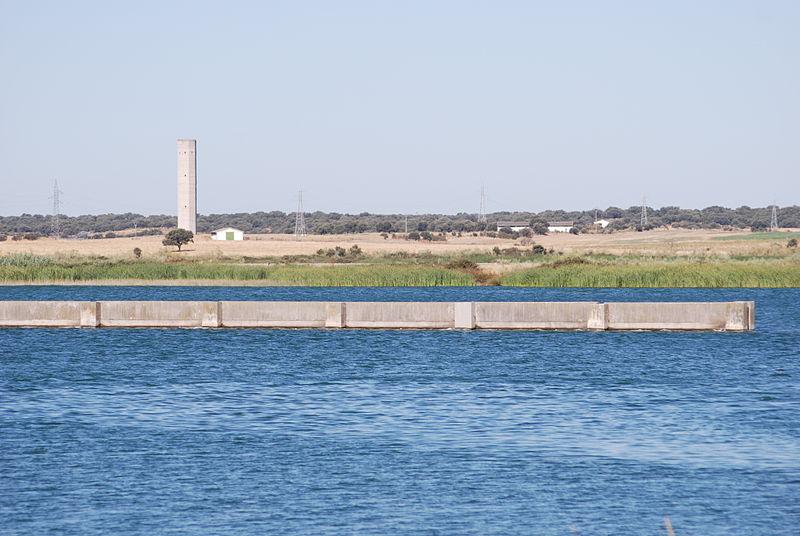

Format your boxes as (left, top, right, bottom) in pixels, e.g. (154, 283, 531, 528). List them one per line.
(711, 231, 800, 241)
(0, 259, 474, 287)
(501, 262, 800, 287)
(1, 254, 799, 287)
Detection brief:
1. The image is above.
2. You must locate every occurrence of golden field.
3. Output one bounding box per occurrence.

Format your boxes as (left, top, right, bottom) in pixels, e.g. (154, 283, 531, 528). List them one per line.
(1, 228, 797, 260)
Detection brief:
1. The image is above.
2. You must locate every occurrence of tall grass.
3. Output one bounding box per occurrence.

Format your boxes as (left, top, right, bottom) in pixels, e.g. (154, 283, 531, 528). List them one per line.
(2, 254, 797, 287)
(0, 261, 475, 286)
(501, 261, 800, 287)
(0, 253, 57, 266)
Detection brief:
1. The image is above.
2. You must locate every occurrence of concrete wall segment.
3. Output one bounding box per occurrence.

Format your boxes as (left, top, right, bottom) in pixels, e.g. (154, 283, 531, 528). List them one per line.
(475, 302, 596, 329)
(0, 301, 92, 327)
(220, 301, 327, 328)
(99, 301, 216, 328)
(345, 302, 454, 329)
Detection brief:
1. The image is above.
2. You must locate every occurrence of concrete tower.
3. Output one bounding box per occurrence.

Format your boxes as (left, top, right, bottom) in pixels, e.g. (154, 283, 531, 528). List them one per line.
(177, 139, 197, 233)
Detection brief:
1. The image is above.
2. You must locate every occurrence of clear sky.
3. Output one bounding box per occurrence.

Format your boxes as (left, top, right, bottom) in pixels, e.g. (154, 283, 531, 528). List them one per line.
(1, 0, 797, 216)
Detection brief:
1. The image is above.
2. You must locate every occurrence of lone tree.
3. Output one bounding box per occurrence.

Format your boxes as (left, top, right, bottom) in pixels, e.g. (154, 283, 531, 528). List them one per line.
(162, 228, 194, 251)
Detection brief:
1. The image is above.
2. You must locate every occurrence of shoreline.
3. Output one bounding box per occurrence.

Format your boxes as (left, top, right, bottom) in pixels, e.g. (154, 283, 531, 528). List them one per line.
(0, 279, 298, 287)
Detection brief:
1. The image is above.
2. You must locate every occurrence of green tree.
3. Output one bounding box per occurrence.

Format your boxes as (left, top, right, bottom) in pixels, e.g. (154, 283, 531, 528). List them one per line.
(531, 222, 548, 235)
(162, 228, 194, 251)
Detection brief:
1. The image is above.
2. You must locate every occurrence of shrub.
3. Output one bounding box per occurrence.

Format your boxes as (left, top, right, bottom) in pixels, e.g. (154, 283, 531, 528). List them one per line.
(407, 231, 420, 241)
(446, 258, 478, 270)
(531, 222, 548, 235)
(133, 247, 142, 258)
(788, 238, 798, 248)
(349, 245, 363, 257)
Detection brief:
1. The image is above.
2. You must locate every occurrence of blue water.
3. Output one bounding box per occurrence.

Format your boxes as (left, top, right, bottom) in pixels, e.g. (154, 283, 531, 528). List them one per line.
(1, 287, 798, 535)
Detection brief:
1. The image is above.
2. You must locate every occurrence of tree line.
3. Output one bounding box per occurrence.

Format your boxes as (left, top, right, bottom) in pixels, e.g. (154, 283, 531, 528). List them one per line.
(0, 205, 797, 237)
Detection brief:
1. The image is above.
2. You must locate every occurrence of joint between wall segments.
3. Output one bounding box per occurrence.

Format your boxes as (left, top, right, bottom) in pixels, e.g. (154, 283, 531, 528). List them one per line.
(325, 302, 346, 328)
(79, 301, 101, 328)
(454, 302, 476, 330)
(587, 302, 608, 330)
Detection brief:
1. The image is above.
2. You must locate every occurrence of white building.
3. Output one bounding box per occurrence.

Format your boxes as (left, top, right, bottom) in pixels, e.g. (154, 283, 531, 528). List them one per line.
(547, 221, 574, 233)
(211, 227, 245, 241)
(496, 221, 530, 232)
(593, 219, 611, 228)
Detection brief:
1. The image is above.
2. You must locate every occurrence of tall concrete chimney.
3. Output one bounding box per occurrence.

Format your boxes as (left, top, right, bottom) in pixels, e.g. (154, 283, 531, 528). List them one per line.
(177, 139, 197, 233)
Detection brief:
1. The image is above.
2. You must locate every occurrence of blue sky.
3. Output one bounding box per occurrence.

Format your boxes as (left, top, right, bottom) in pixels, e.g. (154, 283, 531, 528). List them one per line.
(1, 1, 797, 216)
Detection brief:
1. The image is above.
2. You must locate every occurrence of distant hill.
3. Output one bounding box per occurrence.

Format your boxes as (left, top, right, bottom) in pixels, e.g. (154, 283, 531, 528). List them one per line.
(0, 205, 797, 237)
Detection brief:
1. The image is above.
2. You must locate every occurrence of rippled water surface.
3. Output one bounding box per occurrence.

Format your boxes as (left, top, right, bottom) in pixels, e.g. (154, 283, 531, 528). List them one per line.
(1, 287, 798, 535)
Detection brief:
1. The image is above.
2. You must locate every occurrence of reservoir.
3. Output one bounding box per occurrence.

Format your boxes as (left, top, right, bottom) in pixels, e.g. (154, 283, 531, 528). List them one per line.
(1, 287, 798, 535)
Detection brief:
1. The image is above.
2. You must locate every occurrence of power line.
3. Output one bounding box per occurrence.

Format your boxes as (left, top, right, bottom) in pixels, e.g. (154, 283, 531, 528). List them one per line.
(294, 188, 307, 239)
(770, 202, 779, 232)
(478, 184, 487, 229)
(50, 179, 63, 237)
(640, 195, 648, 228)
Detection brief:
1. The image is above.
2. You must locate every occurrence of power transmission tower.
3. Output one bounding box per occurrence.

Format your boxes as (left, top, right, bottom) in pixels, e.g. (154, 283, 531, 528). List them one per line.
(770, 202, 779, 232)
(50, 179, 63, 237)
(294, 188, 307, 239)
(640, 195, 648, 228)
(404, 215, 408, 233)
(478, 184, 487, 230)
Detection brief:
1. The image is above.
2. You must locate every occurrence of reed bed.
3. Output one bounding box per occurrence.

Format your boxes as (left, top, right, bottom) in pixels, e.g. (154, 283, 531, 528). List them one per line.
(1, 254, 798, 287)
(0, 260, 475, 287)
(501, 261, 800, 287)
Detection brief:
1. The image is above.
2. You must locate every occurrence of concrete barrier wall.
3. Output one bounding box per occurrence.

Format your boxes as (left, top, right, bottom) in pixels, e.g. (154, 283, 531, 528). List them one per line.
(0, 301, 755, 331)
(345, 302, 454, 328)
(605, 301, 754, 331)
(0, 301, 98, 327)
(476, 302, 597, 329)
(100, 301, 218, 328)
(221, 301, 327, 328)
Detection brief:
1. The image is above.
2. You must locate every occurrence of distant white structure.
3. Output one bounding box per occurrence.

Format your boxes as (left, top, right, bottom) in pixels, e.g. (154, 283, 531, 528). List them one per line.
(496, 221, 529, 232)
(593, 219, 611, 228)
(547, 221, 574, 233)
(177, 139, 197, 233)
(211, 227, 244, 241)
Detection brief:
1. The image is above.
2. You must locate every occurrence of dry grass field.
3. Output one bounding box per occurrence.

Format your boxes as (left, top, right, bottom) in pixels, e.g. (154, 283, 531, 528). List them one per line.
(1, 228, 798, 260)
